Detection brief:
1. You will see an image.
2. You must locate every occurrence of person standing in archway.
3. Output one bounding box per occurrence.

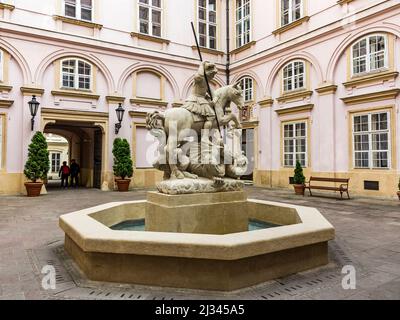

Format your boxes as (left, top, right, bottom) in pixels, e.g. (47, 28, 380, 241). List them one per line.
(59, 161, 70, 189)
(70, 159, 80, 188)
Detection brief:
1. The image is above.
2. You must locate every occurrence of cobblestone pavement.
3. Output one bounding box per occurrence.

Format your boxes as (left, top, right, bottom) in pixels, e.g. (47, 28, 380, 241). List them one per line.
(0, 186, 399, 300)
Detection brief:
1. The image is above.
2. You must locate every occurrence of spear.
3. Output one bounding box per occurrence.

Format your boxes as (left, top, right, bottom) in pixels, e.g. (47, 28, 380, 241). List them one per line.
(190, 22, 222, 135)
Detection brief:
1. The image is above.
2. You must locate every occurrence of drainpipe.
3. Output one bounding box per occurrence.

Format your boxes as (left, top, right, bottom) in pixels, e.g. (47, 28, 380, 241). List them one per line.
(226, 0, 230, 85)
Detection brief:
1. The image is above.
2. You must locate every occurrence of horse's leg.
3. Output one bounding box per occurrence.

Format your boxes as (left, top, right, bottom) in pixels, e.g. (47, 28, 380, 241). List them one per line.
(228, 114, 242, 129)
(220, 114, 240, 129)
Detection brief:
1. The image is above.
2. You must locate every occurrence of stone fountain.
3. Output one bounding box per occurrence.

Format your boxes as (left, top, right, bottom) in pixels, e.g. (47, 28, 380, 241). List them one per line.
(59, 61, 335, 291)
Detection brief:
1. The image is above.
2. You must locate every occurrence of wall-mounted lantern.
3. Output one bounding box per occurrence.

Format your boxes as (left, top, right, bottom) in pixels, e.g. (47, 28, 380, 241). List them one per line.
(28, 95, 40, 131)
(115, 103, 125, 135)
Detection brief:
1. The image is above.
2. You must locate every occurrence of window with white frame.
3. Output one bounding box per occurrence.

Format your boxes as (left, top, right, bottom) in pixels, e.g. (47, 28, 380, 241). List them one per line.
(236, 0, 251, 48)
(281, 0, 303, 27)
(51, 153, 61, 173)
(284, 121, 307, 167)
(351, 34, 388, 76)
(353, 112, 390, 169)
(198, 0, 217, 50)
(138, 0, 162, 37)
(61, 59, 92, 90)
(64, 0, 93, 21)
(0, 50, 3, 82)
(283, 60, 305, 92)
(239, 77, 254, 102)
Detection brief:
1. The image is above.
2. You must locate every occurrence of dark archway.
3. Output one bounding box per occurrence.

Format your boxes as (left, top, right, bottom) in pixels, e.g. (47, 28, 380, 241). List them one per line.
(44, 121, 104, 190)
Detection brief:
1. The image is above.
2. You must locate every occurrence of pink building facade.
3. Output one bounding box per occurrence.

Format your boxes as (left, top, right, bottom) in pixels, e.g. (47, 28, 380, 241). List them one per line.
(0, 0, 399, 197)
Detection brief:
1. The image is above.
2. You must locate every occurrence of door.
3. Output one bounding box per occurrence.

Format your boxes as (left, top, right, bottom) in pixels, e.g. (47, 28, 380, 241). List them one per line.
(241, 128, 255, 181)
(93, 129, 102, 189)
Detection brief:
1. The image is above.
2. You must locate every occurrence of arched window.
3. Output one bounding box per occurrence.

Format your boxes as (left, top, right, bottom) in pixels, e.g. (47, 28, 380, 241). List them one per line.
(351, 34, 388, 76)
(283, 60, 305, 92)
(239, 77, 254, 102)
(61, 59, 92, 90)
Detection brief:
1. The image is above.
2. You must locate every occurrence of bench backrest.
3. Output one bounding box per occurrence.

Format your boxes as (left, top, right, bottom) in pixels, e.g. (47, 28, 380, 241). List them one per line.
(310, 177, 349, 183)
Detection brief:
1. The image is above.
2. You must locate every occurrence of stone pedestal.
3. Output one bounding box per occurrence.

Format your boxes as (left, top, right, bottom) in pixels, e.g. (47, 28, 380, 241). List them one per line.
(157, 178, 245, 195)
(145, 191, 248, 234)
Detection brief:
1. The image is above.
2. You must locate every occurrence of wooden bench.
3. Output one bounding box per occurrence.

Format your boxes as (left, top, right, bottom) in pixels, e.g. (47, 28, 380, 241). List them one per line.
(305, 177, 350, 199)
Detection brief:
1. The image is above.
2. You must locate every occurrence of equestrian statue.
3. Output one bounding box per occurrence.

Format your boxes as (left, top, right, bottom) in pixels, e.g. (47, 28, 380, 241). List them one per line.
(145, 23, 249, 193)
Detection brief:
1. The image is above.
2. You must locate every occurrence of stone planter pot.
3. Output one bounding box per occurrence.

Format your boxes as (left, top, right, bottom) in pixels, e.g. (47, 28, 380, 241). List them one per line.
(293, 184, 305, 196)
(116, 179, 131, 192)
(25, 182, 43, 197)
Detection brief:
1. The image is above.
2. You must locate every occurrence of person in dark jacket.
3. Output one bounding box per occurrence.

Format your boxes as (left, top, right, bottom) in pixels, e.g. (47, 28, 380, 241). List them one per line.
(70, 159, 80, 188)
(59, 161, 70, 189)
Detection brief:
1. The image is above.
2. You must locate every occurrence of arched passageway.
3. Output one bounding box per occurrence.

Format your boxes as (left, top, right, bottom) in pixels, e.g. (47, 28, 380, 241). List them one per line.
(43, 121, 105, 190)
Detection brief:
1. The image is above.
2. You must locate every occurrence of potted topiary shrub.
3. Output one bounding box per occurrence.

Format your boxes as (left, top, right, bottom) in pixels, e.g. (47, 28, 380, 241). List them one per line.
(112, 138, 133, 192)
(293, 160, 306, 196)
(24, 132, 50, 197)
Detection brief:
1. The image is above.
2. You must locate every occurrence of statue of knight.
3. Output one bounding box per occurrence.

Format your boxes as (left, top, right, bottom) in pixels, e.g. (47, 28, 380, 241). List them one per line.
(146, 23, 248, 187)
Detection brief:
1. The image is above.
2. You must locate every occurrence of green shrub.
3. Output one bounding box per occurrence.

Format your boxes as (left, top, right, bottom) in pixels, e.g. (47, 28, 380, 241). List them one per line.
(24, 132, 50, 183)
(112, 138, 133, 180)
(293, 160, 306, 185)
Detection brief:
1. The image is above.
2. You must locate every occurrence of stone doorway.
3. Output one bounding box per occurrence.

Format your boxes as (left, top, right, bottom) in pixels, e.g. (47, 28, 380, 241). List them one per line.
(41, 108, 110, 191)
(241, 128, 255, 181)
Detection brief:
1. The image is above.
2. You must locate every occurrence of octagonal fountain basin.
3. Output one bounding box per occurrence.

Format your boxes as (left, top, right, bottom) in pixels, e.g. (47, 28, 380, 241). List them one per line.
(59, 192, 335, 291)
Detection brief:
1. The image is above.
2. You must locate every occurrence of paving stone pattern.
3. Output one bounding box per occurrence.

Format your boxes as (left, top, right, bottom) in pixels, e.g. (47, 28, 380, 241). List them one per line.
(0, 187, 399, 300)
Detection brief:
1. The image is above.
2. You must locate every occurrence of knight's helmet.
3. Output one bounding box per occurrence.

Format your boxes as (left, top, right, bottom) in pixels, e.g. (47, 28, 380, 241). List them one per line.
(198, 61, 217, 78)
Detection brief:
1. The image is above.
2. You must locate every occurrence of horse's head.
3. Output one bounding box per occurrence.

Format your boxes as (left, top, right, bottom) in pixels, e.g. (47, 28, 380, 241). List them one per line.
(228, 83, 245, 110)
